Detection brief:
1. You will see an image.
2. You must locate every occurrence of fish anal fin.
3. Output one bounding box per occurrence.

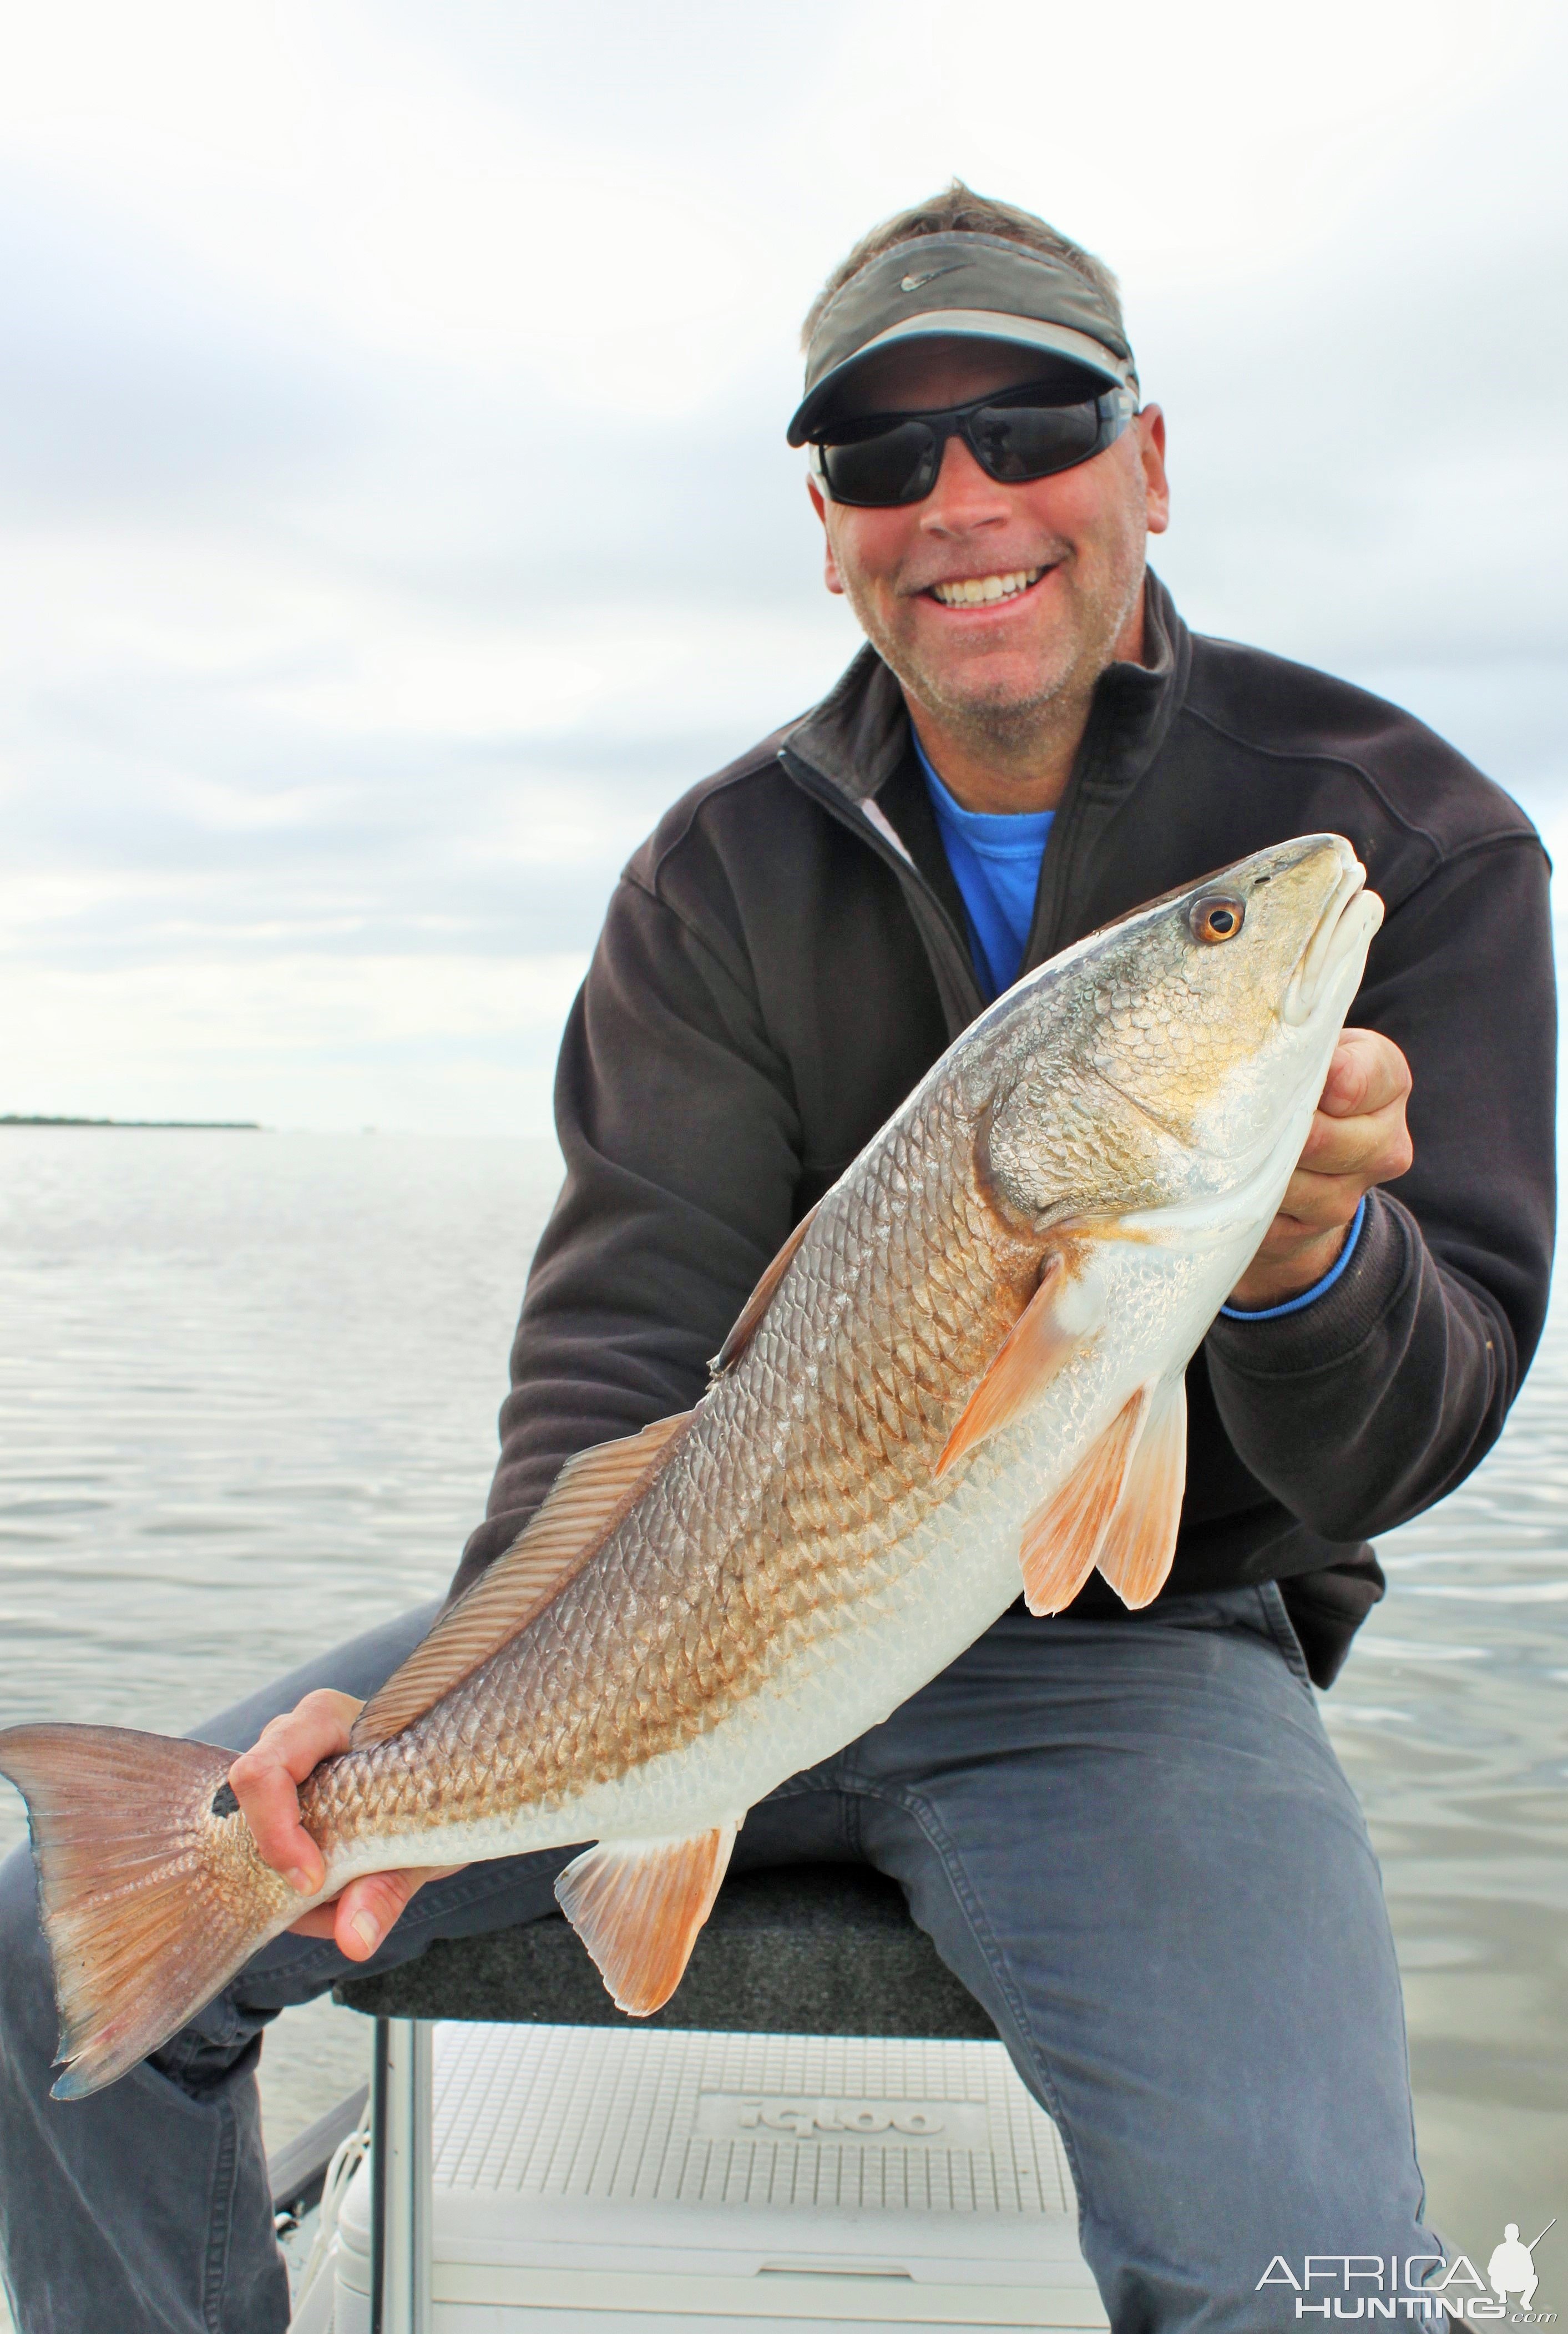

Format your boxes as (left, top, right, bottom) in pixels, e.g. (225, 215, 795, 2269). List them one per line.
(350, 1411, 695, 1752)
(1095, 1376, 1187, 1610)
(937, 1251, 1088, 1478)
(1018, 1386, 1147, 1615)
(712, 1201, 821, 1376)
(555, 1822, 739, 2017)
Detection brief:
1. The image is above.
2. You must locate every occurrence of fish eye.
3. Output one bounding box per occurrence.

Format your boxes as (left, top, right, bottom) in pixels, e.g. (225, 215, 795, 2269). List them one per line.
(1190, 895, 1245, 945)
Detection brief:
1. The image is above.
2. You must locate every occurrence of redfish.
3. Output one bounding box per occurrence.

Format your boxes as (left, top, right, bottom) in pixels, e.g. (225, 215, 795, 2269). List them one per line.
(0, 835, 1382, 2096)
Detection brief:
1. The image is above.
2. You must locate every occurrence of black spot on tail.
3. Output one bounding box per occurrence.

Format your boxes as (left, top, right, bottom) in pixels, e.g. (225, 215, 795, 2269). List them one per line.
(210, 1782, 240, 1820)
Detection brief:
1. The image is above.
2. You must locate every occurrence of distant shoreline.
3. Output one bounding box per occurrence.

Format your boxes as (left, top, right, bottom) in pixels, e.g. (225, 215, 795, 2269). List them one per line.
(1, 1115, 262, 1131)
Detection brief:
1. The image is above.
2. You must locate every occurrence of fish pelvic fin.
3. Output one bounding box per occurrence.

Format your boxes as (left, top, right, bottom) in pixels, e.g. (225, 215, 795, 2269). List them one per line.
(555, 1821, 739, 2018)
(0, 1724, 294, 2099)
(712, 1200, 821, 1376)
(936, 1252, 1089, 1478)
(1018, 1385, 1147, 1615)
(1095, 1374, 1187, 1610)
(351, 1408, 696, 1751)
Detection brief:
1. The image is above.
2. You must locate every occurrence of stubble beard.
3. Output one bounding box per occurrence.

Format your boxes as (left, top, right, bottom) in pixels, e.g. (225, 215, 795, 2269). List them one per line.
(841, 552, 1148, 772)
(897, 650, 1085, 763)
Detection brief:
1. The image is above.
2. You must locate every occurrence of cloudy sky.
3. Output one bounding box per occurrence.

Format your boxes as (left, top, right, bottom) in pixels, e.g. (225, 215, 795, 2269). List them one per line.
(1, 0, 1564, 1135)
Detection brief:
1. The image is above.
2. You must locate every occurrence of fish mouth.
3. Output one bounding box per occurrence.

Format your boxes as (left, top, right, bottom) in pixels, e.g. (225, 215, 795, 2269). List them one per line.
(1281, 853, 1384, 1027)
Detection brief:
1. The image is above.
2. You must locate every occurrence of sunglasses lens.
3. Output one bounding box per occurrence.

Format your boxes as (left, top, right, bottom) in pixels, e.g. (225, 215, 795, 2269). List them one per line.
(817, 392, 1115, 503)
(820, 420, 939, 506)
(969, 399, 1102, 481)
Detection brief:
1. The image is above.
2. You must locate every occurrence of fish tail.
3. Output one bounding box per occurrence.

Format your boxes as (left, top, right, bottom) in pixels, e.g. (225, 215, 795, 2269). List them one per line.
(0, 1722, 292, 2099)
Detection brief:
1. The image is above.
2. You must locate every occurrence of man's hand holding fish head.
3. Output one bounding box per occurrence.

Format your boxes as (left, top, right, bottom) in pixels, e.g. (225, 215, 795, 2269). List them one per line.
(1229, 1028, 1413, 1310)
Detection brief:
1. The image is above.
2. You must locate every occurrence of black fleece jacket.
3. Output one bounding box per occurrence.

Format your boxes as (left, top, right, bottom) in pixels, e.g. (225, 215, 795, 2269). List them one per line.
(453, 578, 1555, 1686)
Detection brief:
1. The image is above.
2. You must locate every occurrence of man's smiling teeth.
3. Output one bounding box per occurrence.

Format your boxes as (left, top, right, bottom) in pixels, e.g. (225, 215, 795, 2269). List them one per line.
(930, 567, 1043, 607)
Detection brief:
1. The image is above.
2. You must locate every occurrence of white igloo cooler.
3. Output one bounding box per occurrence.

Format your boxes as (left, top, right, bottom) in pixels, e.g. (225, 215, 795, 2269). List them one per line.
(330, 2020, 1107, 2330)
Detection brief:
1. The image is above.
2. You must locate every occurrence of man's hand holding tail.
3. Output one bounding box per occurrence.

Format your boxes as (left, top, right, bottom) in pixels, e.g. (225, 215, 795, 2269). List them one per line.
(227, 1690, 464, 1961)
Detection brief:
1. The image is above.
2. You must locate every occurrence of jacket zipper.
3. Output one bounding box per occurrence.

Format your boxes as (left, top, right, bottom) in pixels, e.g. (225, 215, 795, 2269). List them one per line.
(778, 747, 989, 1038)
(781, 738, 1103, 1035)
(1026, 683, 1119, 969)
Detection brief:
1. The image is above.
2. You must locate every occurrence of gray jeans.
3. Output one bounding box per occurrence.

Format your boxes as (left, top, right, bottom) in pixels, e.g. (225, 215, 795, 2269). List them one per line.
(0, 1587, 1439, 2332)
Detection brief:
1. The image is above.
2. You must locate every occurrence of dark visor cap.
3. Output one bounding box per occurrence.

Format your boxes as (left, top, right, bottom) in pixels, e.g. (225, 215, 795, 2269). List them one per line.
(787, 230, 1137, 447)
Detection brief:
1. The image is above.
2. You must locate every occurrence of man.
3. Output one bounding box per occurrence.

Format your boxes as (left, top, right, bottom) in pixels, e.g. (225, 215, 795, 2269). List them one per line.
(0, 184, 1554, 2332)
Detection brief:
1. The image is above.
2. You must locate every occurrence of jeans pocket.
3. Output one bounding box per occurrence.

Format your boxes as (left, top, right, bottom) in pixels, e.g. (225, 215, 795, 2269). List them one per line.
(1253, 1580, 1316, 1691)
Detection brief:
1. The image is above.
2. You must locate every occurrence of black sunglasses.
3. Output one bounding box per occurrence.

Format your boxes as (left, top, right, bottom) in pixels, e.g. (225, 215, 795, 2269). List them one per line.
(812, 381, 1136, 508)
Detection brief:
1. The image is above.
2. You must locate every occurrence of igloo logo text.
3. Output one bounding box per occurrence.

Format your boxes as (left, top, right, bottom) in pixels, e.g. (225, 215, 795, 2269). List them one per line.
(695, 2091, 990, 2147)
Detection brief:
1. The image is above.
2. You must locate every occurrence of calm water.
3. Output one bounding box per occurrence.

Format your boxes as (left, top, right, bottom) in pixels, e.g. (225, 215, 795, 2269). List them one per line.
(0, 1128, 1563, 2270)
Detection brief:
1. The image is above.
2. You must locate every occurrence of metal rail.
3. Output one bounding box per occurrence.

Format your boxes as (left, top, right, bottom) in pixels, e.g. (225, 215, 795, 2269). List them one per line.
(370, 2017, 432, 2334)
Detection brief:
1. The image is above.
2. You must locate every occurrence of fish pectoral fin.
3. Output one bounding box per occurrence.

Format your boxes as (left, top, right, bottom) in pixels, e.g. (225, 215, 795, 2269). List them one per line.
(712, 1200, 821, 1376)
(350, 1411, 696, 1752)
(555, 1822, 740, 2017)
(1017, 1385, 1147, 1615)
(1095, 1375, 1187, 1610)
(936, 1252, 1089, 1478)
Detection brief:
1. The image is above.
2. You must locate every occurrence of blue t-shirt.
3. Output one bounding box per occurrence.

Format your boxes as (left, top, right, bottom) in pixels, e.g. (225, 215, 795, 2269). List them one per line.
(911, 725, 1365, 1317)
(912, 730, 1052, 1001)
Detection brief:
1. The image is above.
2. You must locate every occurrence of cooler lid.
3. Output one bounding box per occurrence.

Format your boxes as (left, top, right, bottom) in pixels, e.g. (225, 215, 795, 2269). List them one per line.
(341, 2023, 1094, 2284)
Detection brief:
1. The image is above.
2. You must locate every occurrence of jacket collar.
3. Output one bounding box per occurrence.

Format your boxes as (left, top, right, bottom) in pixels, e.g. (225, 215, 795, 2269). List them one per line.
(784, 571, 1190, 811)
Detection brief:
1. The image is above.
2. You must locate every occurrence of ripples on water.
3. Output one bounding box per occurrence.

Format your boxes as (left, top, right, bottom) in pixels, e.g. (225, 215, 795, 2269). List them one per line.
(0, 1129, 1562, 2262)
